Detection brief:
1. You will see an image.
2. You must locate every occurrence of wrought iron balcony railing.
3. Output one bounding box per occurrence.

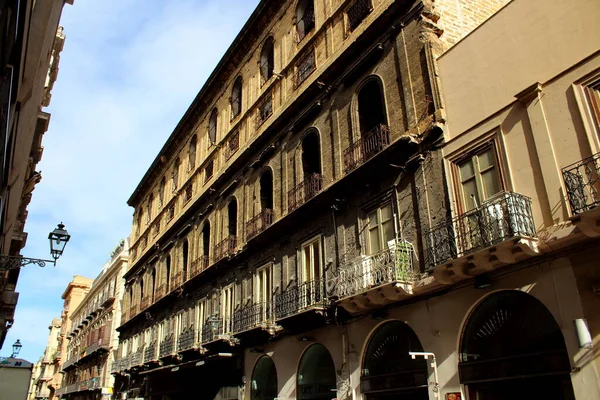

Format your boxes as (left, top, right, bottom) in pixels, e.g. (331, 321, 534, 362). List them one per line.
(178, 328, 197, 352)
(256, 96, 273, 129)
(332, 241, 416, 300)
(274, 279, 326, 320)
(189, 255, 210, 279)
(246, 209, 274, 240)
(131, 348, 144, 367)
(144, 342, 157, 363)
(224, 131, 240, 161)
(171, 271, 185, 290)
(288, 173, 323, 212)
(562, 152, 600, 216)
(343, 124, 391, 174)
(294, 50, 316, 88)
(140, 295, 152, 311)
(233, 301, 272, 333)
(425, 192, 536, 268)
(155, 284, 166, 301)
(129, 304, 139, 319)
(201, 316, 224, 344)
(214, 236, 237, 262)
(347, 0, 372, 32)
(110, 359, 121, 374)
(159, 335, 175, 358)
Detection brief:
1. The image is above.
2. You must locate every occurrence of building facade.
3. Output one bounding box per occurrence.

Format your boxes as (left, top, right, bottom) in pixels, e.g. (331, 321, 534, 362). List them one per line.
(111, 1, 521, 399)
(0, 0, 73, 349)
(31, 317, 62, 400)
(57, 240, 129, 400)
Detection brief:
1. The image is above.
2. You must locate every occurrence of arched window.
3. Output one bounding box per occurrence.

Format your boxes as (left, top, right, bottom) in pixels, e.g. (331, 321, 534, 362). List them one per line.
(251, 355, 278, 400)
(202, 222, 211, 260)
(231, 76, 243, 120)
(260, 169, 274, 211)
(165, 255, 171, 292)
(297, 344, 336, 400)
(182, 239, 189, 280)
(209, 108, 218, 145)
(302, 130, 322, 178)
(362, 321, 428, 399)
(151, 268, 156, 301)
(357, 78, 387, 135)
(260, 37, 275, 85)
(158, 177, 166, 208)
(296, 0, 315, 42)
(173, 158, 180, 191)
(228, 198, 238, 237)
(136, 211, 142, 234)
(459, 291, 574, 399)
(139, 277, 144, 300)
(147, 194, 153, 222)
(189, 135, 197, 171)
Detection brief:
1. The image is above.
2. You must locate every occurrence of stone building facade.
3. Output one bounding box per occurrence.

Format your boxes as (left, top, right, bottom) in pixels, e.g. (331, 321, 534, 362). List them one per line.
(110, 0, 600, 400)
(31, 317, 62, 399)
(0, 0, 72, 350)
(57, 240, 129, 400)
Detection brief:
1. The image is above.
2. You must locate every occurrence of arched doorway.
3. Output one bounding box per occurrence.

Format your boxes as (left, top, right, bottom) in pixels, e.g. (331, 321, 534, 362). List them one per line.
(297, 344, 336, 400)
(459, 291, 575, 400)
(251, 355, 278, 400)
(361, 321, 429, 400)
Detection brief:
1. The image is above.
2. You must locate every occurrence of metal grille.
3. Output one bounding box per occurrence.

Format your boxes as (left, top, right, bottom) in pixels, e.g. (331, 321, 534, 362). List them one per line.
(166, 203, 175, 223)
(144, 342, 156, 363)
(294, 50, 316, 88)
(178, 328, 197, 352)
(184, 184, 193, 204)
(152, 220, 160, 238)
(246, 209, 275, 240)
(201, 316, 224, 344)
(171, 271, 184, 290)
(343, 124, 391, 173)
(288, 173, 323, 212)
(214, 236, 237, 262)
(140, 295, 151, 311)
(332, 241, 415, 299)
(159, 335, 174, 358)
(347, 0, 372, 32)
(296, 3, 315, 42)
(131, 348, 144, 367)
(205, 159, 214, 183)
(233, 301, 271, 333)
(190, 255, 210, 279)
(224, 131, 239, 161)
(155, 284, 166, 300)
(424, 192, 536, 269)
(274, 278, 325, 320)
(562, 152, 600, 215)
(256, 95, 273, 128)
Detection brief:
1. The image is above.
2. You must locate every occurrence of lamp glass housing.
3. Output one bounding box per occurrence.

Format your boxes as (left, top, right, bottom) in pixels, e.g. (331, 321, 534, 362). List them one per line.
(48, 223, 71, 260)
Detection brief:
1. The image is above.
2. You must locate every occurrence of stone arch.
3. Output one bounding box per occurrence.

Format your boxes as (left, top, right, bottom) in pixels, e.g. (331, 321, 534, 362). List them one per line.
(297, 343, 336, 400)
(251, 355, 278, 400)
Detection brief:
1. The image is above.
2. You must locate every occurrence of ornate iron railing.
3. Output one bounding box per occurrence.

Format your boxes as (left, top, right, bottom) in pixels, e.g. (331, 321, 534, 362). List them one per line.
(274, 279, 326, 320)
(178, 328, 197, 352)
(256, 96, 273, 129)
(159, 335, 175, 358)
(155, 284, 166, 300)
(131, 347, 144, 367)
(294, 50, 316, 87)
(331, 241, 416, 299)
(246, 209, 275, 240)
(288, 173, 323, 212)
(214, 236, 237, 262)
(296, 4, 315, 42)
(171, 271, 185, 290)
(144, 342, 157, 363)
(129, 304, 139, 319)
(562, 152, 600, 215)
(201, 316, 224, 344)
(233, 301, 271, 333)
(110, 359, 121, 374)
(347, 0, 372, 31)
(140, 295, 151, 311)
(425, 192, 536, 269)
(190, 256, 210, 279)
(224, 131, 239, 161)
(343, 124, 391, 173)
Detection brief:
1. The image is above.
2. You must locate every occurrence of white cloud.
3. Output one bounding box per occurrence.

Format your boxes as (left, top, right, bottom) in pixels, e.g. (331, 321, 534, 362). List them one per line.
(4, 0, 260, 362)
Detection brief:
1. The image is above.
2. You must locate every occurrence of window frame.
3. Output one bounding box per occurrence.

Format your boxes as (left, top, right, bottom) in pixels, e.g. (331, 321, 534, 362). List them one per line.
(364, 202, 396, 255)
(300, 235, 323, 284)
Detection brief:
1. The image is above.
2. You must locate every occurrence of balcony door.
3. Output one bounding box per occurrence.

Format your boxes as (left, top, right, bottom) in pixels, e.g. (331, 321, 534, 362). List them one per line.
(222, 285, 235, 333)
(301, 237, 322, 307)
(255, 265, 272, 322)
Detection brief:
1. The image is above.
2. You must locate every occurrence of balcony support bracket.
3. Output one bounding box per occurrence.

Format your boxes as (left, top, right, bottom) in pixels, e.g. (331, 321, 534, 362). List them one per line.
(574, 216, 600, 238)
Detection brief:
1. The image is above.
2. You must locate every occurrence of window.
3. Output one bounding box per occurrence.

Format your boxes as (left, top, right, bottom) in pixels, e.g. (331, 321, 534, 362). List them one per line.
(147, 195, 153, 223)
(158, 177, 165, 208)
(255, 264, 271, 322)
(294, 49, 316, 87)
(296, 0, 315, 42)
(136, 211, 143, 235)
(189, 135, 197, 171)
(228, 198, 238, 237)
(358, 78, 387, 135)
(225, 131, 239, 160)
(165, 255, 171, 292)
(172, 158, 180, 191)
(184, 184, 193, 203)
(302, 237, 321, 283)
(204, 159, 214, 183)
(366, 203, 394, 254)
(221, 285, 235, 333)
(260, 169, 274, 211)
(260, 37, 275, 85)
(302, 130, 321, 178)
(457, 147, 502, 211)
(209, 108, 218, 145)
(256, 94, 273, 128)
(182, 240, 189, 281)
(231, 77, 243, 120)
(347, 0, 372, 32)
(202, 222, 211, 258)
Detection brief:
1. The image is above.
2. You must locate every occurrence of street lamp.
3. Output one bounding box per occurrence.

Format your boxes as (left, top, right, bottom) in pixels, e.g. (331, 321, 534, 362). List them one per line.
(11, 339, 22, 358)
(0, 223, 71, 271)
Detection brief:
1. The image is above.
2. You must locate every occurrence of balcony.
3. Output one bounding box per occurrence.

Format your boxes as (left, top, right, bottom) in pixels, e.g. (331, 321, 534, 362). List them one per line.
(110, 359, 122, 374)
(84, 335, 111, 358)
(140, 295, 152, 311)
(155, 284, 166, 301)
(189, 256, 210, 280)
(332, 241, 417, 313)
(129, 304, 139, 319)
(344, 124, 391, 174)
(562, 152, 600, 236)
(224, 131, 240, 161)
(347, 0, 373, 32)
(246, 209, 274, 240)
(274, 279, 328, 330)
(144, 342, 157, 363)
(426, 192, 540, 284)
(62, 356, 78, 371)
(178, 328, 198, 352)
(131, 347, 144, 368)
(159, 335, 175, 358)
(288, 173, 323, 212)
(214, 236, 237, 262)
(121, 310, 129, 324)
(171, 271, 185, 291)
(201, 316, 235, 347)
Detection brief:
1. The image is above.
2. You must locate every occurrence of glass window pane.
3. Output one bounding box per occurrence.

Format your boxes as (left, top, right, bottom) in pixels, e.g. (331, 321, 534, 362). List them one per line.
(369, 227, 381, 254)
(461, 179, 480, 210)
(380, 203, 392, 222)
(478, 148, 496, 170)
(368, 210, 378, 228)
(459, 159, 475, 180)
(481, 169, 501, 199)
(382, 219, 394, 245)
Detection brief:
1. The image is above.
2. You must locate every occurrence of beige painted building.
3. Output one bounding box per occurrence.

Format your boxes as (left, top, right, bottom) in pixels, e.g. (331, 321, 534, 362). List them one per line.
(57, 240, 129, 400)
(0, 0, 73, 350)
(31, 317, 62, 399)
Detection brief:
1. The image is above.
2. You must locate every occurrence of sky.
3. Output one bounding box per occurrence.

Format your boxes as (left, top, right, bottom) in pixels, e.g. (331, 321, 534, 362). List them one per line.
(4, 0, 260, 363)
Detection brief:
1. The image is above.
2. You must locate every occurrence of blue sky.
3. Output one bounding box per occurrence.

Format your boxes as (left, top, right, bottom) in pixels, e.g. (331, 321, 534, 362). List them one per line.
(4, 0, 260, 363)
